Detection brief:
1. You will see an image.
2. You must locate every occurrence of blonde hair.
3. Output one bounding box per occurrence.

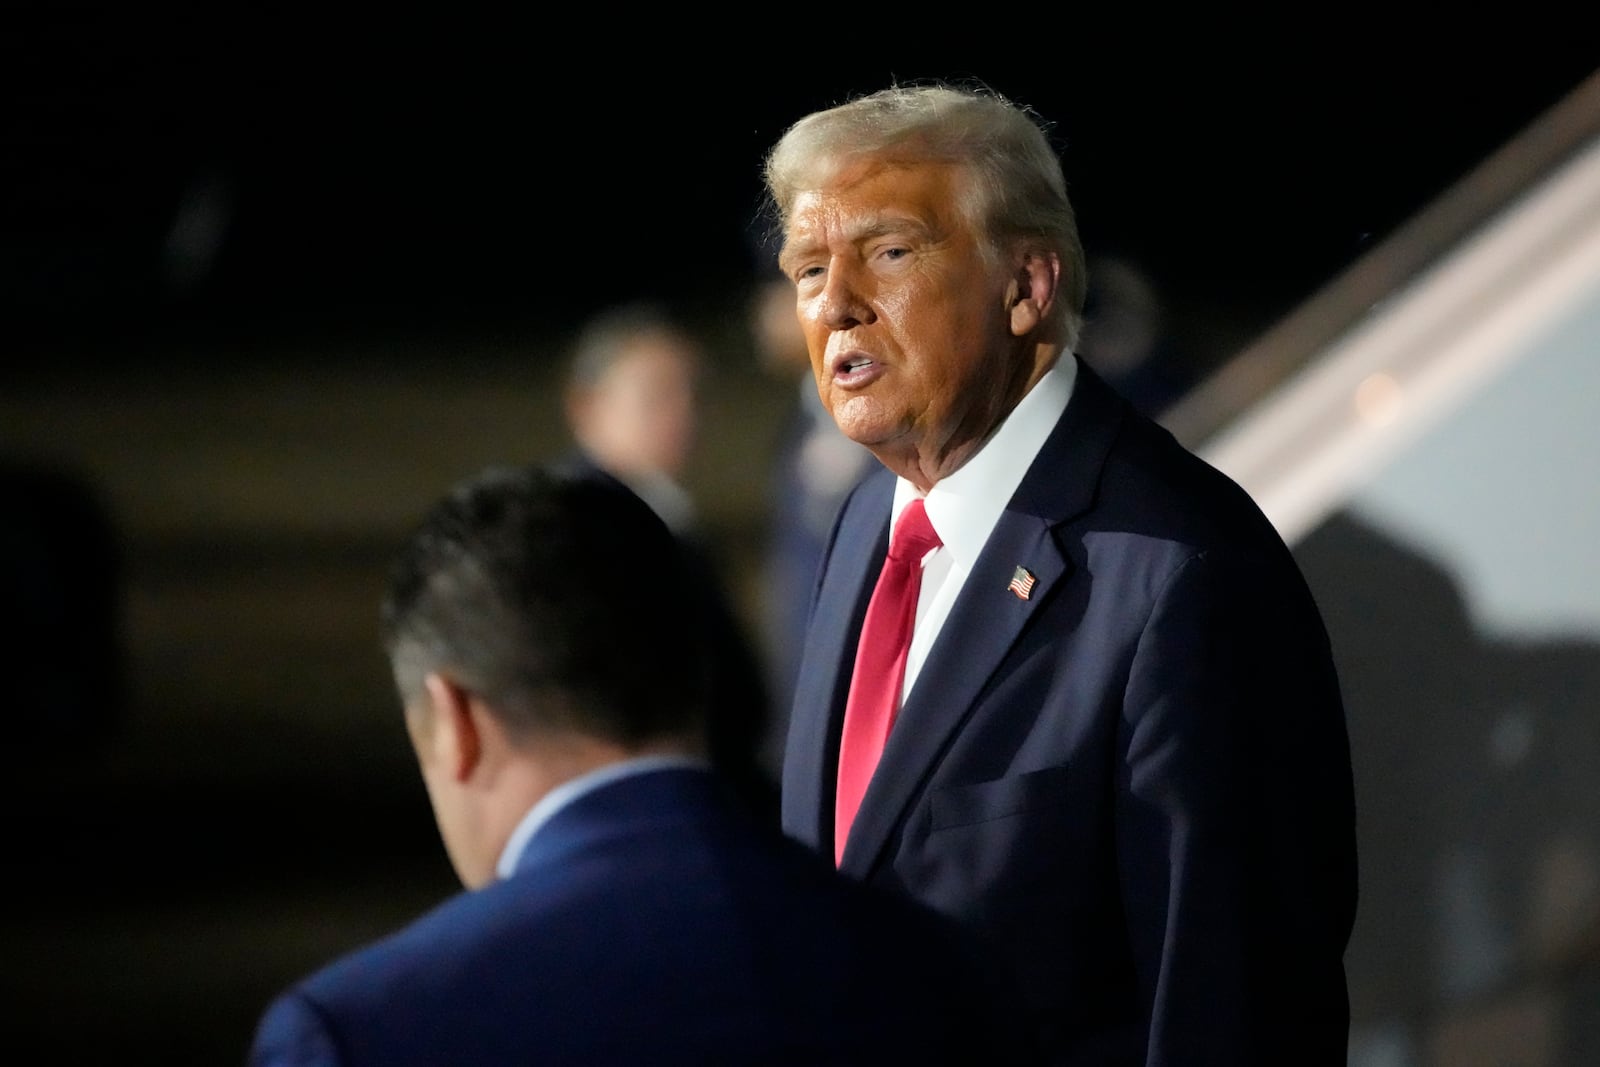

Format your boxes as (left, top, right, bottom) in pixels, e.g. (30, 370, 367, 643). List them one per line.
(762, 80, 1087, 345)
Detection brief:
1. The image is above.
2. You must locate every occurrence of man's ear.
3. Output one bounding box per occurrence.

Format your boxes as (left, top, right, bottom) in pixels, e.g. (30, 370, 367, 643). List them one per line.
(422, 672, 483, 783)
(1007, 251, 1061, 337)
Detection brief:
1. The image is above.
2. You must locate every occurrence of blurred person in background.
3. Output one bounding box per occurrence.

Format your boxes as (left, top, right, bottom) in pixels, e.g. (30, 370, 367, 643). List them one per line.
(556, 300, 777, 823)
(561, 300, 703, 535)
(1074, 252, 1198, 420)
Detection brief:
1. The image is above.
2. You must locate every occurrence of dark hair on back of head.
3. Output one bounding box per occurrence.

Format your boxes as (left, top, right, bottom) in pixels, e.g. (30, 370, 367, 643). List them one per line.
(380, 463, 709, 748)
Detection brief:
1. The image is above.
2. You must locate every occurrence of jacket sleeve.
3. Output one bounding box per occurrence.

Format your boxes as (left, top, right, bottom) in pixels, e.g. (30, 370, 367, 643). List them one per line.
(248, 990, 345, 1067)
(1115, 548, 1357, 1066)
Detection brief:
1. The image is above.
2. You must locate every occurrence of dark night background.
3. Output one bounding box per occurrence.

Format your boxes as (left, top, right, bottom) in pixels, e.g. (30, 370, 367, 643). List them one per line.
(3, 10, 1597, 1064)
(7, 16, 1596, 373)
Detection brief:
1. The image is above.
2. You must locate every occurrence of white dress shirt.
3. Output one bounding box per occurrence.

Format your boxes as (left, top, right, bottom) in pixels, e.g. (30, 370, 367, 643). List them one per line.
(895, 356, 1078, 700)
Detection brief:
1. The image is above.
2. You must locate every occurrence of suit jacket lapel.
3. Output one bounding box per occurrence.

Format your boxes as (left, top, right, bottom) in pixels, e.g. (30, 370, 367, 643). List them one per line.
(782, 470, 896, 850)
(839, 359, 1130, 876)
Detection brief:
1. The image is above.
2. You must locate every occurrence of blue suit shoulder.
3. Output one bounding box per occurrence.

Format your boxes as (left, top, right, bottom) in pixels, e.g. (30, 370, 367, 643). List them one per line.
(251, 772, 1044, 1065)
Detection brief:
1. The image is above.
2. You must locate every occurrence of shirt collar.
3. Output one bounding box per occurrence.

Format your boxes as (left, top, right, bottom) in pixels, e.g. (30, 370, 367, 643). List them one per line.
(892, 356, 1077, 563)
(494, 753, 711, 880)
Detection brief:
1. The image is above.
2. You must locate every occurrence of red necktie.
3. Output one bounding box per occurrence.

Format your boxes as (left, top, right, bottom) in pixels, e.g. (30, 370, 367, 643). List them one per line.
(834, 497, 942, 865)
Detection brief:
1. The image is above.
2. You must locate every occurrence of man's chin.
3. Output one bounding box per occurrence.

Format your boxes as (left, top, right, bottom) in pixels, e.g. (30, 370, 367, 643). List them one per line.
(829, 396, 892, 444)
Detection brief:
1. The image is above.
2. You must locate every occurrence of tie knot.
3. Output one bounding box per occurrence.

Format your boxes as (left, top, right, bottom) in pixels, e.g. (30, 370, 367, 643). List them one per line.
(888, 498, 941, 562)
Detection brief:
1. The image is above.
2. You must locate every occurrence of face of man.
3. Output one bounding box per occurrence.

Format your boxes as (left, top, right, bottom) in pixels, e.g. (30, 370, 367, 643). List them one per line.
(780, 158, 1047, 489)
(572, 337, 699, 481)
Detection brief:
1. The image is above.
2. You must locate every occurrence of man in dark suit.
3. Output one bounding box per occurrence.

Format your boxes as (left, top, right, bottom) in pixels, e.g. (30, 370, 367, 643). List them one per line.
(248, 463, 1034, 1066)
(764, 80, 1358, 1064)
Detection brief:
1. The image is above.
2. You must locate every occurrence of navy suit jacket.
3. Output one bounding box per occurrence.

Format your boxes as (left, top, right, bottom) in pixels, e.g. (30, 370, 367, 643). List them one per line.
(249, 768, 1036, 1066)
(782, 359, 1358, 1065)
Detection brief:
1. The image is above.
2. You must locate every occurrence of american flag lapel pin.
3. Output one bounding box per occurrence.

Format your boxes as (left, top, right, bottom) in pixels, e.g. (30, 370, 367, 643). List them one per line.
(1007, 565, 1036, 600)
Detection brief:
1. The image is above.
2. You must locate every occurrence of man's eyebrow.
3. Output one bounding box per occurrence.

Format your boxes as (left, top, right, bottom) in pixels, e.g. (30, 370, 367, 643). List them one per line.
(851, 215, 936, 244)
(776, 240, 815, 276)
(779, 216, 935, 273)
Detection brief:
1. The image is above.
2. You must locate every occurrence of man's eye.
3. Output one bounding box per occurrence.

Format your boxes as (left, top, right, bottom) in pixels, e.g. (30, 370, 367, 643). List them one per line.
(796, 265, 825, 281)
(881, 246, 909, 261)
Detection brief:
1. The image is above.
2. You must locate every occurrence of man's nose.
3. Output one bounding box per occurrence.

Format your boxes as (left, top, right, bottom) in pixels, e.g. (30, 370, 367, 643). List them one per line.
(816, 262, 875, 331)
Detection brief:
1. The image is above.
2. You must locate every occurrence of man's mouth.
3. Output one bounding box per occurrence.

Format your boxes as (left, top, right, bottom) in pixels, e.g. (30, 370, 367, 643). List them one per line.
(831, 349, 882, 383)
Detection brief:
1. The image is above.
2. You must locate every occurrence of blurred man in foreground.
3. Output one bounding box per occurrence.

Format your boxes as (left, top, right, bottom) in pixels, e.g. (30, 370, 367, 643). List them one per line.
(248, 462, 1034, 1066)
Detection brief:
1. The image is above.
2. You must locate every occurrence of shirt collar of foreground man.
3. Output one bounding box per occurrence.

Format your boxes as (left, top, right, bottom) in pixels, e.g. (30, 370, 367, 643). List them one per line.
(493, 752, 709, 880)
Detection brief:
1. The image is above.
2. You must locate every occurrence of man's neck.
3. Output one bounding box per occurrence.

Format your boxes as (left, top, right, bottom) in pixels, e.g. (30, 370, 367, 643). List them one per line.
(872, 347, 1063, 492)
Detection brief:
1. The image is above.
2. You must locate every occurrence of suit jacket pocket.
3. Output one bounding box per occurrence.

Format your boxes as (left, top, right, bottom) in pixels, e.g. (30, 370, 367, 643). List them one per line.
(929, 764, 1073, 831)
